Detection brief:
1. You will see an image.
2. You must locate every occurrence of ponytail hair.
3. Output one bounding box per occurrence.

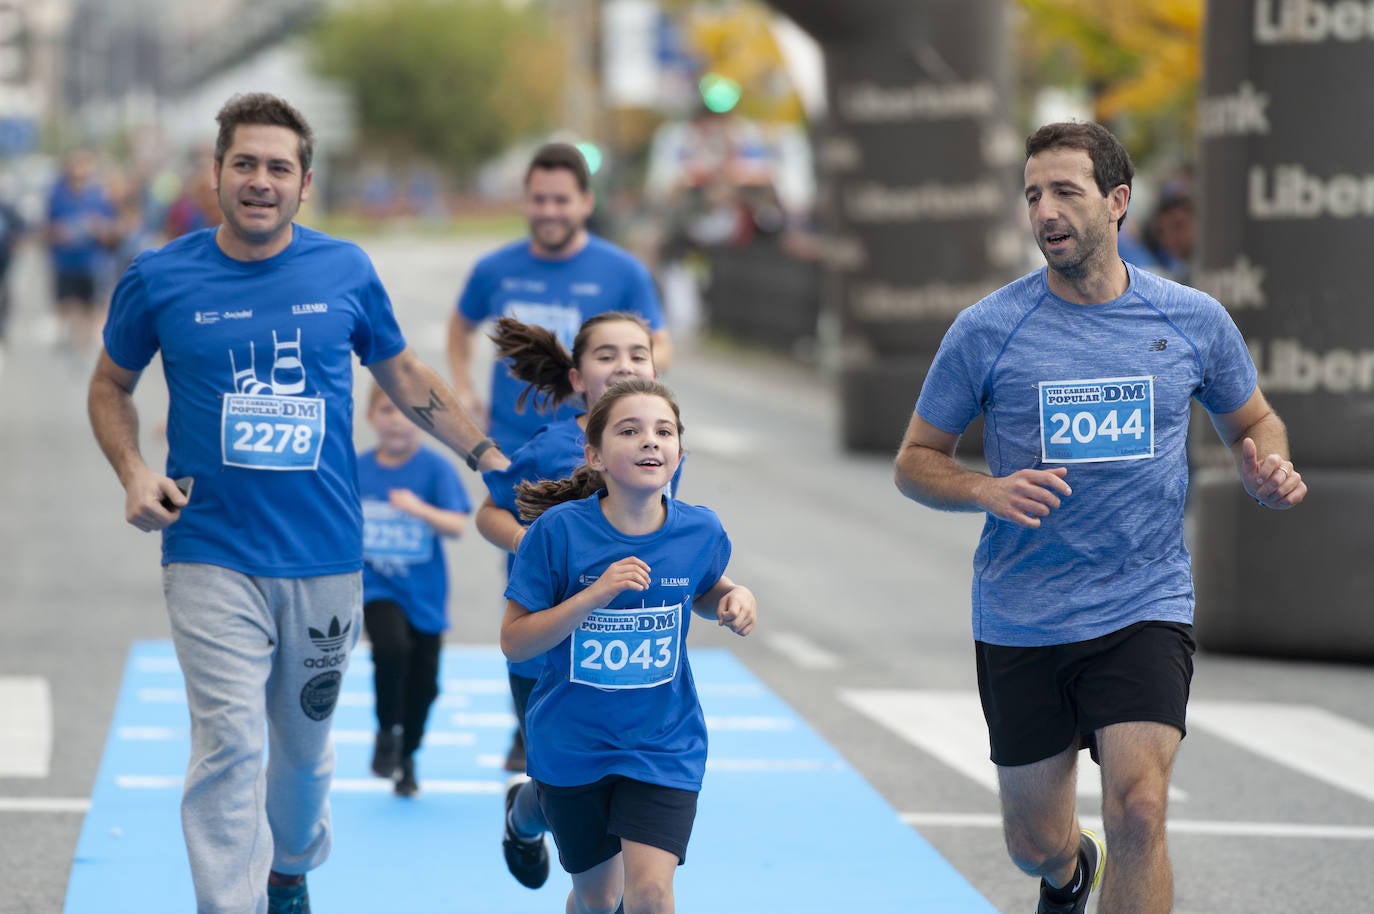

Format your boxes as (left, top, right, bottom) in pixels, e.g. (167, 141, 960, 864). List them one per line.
(490, 311, 654, 416)
(516, 465, 604, 522)
(515, 377, 682, 522)
(489, 317, 576, 415)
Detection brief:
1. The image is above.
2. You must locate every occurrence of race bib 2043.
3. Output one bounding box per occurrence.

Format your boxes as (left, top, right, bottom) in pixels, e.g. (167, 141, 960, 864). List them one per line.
(570, 603, 683, 690)
(1039, 376, 1154, 463)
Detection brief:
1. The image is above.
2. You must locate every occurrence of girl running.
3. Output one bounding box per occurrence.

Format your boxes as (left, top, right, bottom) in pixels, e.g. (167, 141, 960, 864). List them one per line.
(500, 377, 756, 914)
(479, 313, 668, 889)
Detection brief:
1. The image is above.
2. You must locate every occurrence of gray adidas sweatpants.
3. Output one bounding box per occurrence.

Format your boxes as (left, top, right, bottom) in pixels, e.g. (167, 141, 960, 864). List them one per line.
(163, 562, 362, 914)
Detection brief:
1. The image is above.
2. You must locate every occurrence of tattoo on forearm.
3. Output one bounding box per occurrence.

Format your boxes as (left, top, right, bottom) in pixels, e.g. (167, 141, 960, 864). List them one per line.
(411, 390, 447, 429)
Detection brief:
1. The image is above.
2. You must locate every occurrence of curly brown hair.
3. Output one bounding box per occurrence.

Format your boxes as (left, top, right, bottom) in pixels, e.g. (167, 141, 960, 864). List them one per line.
(214, 93, 314, 174)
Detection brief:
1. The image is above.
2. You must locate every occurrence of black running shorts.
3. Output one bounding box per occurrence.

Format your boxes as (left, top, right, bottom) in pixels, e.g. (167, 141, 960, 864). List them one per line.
(536, 774, 698, 874)
(975, 621, 1196, 767)
(54, 272, 97, 307)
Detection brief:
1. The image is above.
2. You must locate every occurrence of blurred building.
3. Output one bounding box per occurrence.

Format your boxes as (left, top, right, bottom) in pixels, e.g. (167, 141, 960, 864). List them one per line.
(19, 0, 352, 205)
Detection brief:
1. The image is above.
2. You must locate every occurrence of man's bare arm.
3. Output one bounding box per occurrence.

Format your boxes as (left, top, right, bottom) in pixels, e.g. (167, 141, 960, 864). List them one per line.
(370, 347, 509, 472)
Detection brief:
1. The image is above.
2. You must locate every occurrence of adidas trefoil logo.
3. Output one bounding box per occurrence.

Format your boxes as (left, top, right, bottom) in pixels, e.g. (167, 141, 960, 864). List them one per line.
(308, 616, 352, 652)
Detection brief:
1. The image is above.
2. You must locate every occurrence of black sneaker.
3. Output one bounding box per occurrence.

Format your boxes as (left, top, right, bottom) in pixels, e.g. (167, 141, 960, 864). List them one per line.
(266, 876, 310, 914)
(395, 756, 419, 797)
(371, 725, 402, 778)
(1035, 829, 1105, 914)
(503, 728, 526, 772)
(502, 775, 549, 889)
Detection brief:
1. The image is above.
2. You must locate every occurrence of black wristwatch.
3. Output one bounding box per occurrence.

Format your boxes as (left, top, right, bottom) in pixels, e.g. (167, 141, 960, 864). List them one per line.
(466, 437, 499, 471)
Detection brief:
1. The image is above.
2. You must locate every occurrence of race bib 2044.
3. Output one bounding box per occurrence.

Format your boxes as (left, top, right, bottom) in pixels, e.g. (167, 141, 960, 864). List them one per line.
(570, 603, 683, 690)
(1039, 377, 1154, 463)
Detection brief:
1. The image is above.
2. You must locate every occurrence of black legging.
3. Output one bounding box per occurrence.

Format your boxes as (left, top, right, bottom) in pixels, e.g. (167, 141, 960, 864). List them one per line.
(363, 600, 442, 759)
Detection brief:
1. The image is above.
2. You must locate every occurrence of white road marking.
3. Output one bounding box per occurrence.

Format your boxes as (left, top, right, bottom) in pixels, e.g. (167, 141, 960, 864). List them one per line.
(0, 677, 52, 778)
(707, 758, 845, 773)
(0, 797, 90, 813)
(1188, 701, 1374, 805)
(330, 730, 478, 746)
(112, 775, 504, 794)
(133, 656, 181, 674)
(686, 425, 759, 458)
(840, 689, 1188, 800)
(703, 715, 795, 731)
(765, 632, 842, 670)
(902, 812, 1374, 841)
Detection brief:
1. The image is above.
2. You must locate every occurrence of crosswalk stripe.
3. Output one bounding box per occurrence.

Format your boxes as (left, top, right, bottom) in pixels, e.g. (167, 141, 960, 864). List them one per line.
(0, 797, 90, 813)
(765, 631, 842, 670)
(0, 677, 51, 778)
(1188, 701, 1374, 804)
(839, 689, 1191, 800)
(901, 812, 1374, 840)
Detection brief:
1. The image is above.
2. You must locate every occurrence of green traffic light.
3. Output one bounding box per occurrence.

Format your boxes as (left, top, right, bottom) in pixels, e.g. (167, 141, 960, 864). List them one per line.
(699, 73, 742, 114)
(575, 141, 603, 175)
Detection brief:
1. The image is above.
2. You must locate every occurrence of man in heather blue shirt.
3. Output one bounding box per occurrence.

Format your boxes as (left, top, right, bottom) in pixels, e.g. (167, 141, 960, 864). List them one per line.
(894, 122, 1306, 914)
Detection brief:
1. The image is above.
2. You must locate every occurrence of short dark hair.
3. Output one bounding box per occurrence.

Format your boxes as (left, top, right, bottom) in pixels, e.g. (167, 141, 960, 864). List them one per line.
(1025, 121, 1134, 229)
(525, 142, 590, 192)
(214, 93, 314, 174)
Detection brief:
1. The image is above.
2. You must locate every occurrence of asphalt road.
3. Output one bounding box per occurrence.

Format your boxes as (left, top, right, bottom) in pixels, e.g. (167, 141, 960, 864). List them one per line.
(2, 234, 1372, 913)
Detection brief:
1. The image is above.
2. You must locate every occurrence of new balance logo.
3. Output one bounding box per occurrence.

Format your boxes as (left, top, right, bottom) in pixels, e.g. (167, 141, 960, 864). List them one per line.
(1149, 339, 1168, 351)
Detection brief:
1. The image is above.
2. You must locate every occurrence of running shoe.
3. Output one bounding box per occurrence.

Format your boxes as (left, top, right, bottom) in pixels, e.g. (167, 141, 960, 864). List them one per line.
(502, 775, 549, 889)
(266, 876, 310, 914)
(1035, 828, 1105, 914)
(371, 725, 401, 778)
(395, 756, 418, 797)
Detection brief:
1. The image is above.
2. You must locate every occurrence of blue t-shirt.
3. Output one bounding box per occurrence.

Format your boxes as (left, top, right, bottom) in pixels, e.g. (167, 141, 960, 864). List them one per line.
(456, 236, 665, 452)
(915, 263, 1257, 647)
(505, 493, 731, 791)
(359, 445, 471, 633)
(103, 225, 408, 577)
(47, 178, 115, 275)
(485, 416, 687, 677)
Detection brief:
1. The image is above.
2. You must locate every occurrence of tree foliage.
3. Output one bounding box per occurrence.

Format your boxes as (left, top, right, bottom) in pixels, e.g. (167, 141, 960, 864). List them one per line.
(308, 0, 564, 179)
(1016, 0, 1202, 164)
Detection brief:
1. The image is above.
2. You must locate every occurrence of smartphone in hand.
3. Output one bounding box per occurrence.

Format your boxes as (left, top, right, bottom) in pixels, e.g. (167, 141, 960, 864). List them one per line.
(160, 476, 195, 512)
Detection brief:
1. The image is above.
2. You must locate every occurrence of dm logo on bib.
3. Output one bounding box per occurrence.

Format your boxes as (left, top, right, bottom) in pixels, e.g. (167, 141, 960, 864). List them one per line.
(1039, 376, 1154, 463)
(300, 671, 342, 721)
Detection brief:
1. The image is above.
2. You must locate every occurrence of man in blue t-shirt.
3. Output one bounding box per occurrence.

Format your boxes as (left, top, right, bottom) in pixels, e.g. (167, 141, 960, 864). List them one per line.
(894, 122, 1306, 914)
(87, 93, 508, 914)
(45, 148, 115, 350)
(446, 142, 671, 456)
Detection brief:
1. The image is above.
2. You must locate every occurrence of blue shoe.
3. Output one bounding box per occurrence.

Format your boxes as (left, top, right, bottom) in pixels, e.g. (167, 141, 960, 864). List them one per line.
(1035, 829, 1105, 914)
(267, 876, 310, 914)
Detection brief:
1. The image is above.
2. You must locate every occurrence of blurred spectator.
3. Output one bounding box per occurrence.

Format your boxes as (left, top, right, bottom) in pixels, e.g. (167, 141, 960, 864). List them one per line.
(0, 180, 24, 350)
(45, 149, 116, 351)
(1118, 168, 1195, 287)
(162, 155, 220, 241)
(647, 107, 820, 346)
(1145, 192, 1194, 285)
(104, 167, 157, 278)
